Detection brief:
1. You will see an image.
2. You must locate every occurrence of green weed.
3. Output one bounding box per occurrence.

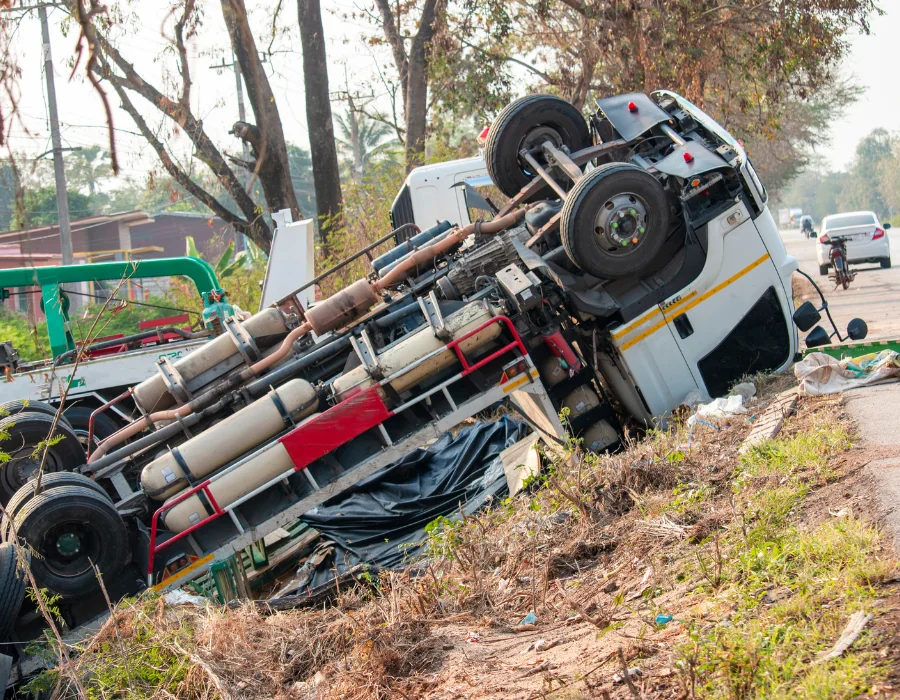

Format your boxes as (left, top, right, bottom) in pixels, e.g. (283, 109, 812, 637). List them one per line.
(676, 422, 890, 698)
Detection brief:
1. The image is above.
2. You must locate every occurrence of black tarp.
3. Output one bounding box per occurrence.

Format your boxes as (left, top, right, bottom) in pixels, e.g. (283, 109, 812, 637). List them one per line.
(279, 418, 530, 596)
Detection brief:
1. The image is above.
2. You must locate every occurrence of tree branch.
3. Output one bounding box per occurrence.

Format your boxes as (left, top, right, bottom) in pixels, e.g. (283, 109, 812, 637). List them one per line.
(372, 0, 410, 109)
(108, 77, 244, 229)
(459, 37, 553, 83)
(68, 0, 120, 174)
(172, 0, 197, 117)
(93, 36, 258, 225)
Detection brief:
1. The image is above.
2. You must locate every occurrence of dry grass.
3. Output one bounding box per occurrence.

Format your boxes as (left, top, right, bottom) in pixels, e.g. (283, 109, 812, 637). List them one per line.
(26, 378, 899, 698)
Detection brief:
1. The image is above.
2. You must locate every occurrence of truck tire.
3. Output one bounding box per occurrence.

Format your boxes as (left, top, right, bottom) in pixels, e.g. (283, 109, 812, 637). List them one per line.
(0, 413, 86, 504)
(485, 95, 590, 201)
(2, 472, 111, 544)
(560, 162, 671, 280)
(14, 484, 129, 600)
(63, 406, 120, 452)
(0, 544, 25, 641)
(0, 401, 72, 430)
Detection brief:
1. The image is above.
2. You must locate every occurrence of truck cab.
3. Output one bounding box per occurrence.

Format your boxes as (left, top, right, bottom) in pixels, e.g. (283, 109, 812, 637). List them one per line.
(390, 156, 488, 237)
(395, 93, 801, 424)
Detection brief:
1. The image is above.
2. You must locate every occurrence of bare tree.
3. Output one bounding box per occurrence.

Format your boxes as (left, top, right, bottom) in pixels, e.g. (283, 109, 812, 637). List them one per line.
(88, 0, 300, 251)
(371, 0, 447, 170)
(297, 0, 344, 253)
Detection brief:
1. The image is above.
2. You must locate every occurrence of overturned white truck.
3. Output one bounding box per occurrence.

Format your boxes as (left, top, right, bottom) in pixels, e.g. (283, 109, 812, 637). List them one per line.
(2, 91, 859, 645)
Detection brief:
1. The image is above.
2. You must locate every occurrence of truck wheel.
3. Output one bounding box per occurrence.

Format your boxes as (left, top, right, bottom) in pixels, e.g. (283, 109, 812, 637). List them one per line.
(2, 472, 111, 544)
(0, 401, 72, 430)
(485, 94, 590, 201)
(14, 484, 129, 600)
(0, 544, 25, 641)
(819, 264, 829, 276)
(560, 163, 671, 280)
(0, 413, 86, 504)
(63, 406, 120, 452)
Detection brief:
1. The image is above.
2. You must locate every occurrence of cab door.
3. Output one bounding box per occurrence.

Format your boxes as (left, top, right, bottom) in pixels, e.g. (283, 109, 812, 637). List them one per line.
(663, 209, 794, 399)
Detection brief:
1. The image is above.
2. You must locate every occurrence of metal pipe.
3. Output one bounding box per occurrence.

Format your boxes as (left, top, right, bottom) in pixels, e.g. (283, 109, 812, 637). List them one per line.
(377, 229, 456, 277)
(374, 297, 421, 328)
(519, 149, 568, 199)
(86, 397, 230, 477)
(275, 223, 420, 304)
(245, 335, 353, 396)
(87, 388, 133, 459)
(376, 209, 526, 289)
(660, 124, 686, 147)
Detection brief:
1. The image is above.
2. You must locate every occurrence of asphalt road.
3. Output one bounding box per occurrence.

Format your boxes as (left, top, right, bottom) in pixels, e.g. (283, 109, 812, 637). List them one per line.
(780, 226, 900, 341)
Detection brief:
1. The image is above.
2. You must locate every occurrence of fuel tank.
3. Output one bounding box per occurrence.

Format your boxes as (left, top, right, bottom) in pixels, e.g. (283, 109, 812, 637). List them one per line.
(331, 300, 503, 401)
(133, 307, 291, 412)
(141, 378, 318, 500)
(160, 423, 309, 533)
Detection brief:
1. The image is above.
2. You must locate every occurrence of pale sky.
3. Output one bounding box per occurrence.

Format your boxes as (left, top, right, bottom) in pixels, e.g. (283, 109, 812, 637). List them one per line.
(823, 6, 900, 170)
(2, 1, 897, 186)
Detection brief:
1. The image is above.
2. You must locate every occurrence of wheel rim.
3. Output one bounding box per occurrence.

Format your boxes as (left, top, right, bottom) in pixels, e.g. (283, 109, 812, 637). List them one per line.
(2, 446, 62, 495)
(592, 192, 651, 256)
(72, 428, 100, 452)
(41, 520, 101, 580)
(517, 125, 564, 177)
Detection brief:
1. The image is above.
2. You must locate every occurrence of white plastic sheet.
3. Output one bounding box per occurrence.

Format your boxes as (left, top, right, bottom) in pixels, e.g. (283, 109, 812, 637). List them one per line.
(687, 394, 747, 426)
(795, 350, 900, 396)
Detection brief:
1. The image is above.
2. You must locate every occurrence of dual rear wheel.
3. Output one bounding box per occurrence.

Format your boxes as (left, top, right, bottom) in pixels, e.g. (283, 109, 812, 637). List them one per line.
(4, 473, 129, 600)
(485, 95, 672, 280)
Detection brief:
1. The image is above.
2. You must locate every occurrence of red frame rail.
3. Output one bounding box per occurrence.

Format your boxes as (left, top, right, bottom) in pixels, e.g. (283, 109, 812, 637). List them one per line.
(86, 388, 133, 459)
(145, 315, 527, 582)
(147, 479, 224, 576)
(447, 315, 526, 376)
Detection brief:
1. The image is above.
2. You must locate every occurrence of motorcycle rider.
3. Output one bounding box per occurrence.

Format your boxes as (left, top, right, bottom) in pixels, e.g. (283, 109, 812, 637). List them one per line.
(800, 215, 815, 238)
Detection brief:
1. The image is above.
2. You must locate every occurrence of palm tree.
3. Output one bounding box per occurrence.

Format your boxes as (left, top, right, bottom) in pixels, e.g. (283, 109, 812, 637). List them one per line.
(334, 109, 398, 179)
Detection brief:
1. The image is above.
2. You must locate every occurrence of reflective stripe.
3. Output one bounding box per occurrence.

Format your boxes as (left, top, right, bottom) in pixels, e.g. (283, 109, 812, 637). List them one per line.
(502, 373, 532, 393)
(610, 291, 698, 340)
(150, 553, 214, 592)
(619, 254, 771, 352)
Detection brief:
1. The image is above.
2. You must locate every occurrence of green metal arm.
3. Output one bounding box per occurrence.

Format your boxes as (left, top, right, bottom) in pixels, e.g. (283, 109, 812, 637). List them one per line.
(0, 257, 227, 359)
(0, 257, 221, 293)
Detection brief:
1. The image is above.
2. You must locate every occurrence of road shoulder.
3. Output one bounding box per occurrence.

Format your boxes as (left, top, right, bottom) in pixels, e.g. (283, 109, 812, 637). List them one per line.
(843, 381, 900, 550)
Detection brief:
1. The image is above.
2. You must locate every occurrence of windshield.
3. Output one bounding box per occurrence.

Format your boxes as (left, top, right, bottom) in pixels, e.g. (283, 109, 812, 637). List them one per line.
(824, 213, 876, 230)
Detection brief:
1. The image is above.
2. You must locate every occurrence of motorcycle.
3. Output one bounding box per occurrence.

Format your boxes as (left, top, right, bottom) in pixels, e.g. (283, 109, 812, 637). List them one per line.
(822, 234, 854, 290)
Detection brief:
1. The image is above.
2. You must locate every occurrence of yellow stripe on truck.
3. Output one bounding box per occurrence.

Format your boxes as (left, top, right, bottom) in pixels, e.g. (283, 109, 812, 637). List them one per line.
(151, 553, 214, 592)
(619, 254, 771, 351)
(610, 290, 699, 340)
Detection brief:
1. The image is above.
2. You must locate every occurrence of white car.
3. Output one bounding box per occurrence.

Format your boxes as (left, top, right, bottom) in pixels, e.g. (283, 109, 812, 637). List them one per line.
(817, 211, 892, 275)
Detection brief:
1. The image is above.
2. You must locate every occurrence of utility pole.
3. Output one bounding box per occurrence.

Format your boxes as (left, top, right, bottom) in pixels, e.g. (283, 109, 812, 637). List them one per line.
(211, 52, 252, 251)
(38, 5, 74, 265)
(210, 53, 252, 187)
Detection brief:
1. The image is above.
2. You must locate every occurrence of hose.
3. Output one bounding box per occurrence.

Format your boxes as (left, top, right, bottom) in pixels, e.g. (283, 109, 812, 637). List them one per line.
(88, 320, 313, 463)
(89, 209, 526, 463)
(375, 210, 526, 289)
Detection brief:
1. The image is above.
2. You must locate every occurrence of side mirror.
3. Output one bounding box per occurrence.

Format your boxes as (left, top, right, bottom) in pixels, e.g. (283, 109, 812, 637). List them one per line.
(792, 301, 821, 332)
(885, 223, 892, 230)
(805, 325, 831, 348)
(847, 318, 868, 341)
